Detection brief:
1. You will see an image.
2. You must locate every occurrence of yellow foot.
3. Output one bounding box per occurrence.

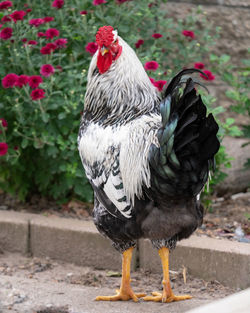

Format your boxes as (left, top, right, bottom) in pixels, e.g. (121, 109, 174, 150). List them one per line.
(96, 288, 146, 302)
(143, 291, 192, 303)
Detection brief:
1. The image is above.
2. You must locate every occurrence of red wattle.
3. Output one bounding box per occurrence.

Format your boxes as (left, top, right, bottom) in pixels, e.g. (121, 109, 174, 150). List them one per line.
(114, 45, 122, 61)
(97, 50, 113, 74)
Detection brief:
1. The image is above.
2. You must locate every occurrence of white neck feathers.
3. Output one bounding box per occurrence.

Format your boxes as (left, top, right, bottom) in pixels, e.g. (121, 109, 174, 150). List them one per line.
(84, 36, 159, 119)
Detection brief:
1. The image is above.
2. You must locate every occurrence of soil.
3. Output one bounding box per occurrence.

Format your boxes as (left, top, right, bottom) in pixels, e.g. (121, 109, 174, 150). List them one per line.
(0, 191, 250, 243)
(199, 193, 250, 242)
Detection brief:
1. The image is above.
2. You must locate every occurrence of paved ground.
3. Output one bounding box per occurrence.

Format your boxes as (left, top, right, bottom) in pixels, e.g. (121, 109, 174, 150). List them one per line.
(0, 252, 233, 313)
(0, 276, 211, 313)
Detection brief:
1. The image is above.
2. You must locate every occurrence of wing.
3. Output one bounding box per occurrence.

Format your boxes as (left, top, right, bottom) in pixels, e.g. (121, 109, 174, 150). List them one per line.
(82, 153, 133, 220)
(78, 114, 161, 220)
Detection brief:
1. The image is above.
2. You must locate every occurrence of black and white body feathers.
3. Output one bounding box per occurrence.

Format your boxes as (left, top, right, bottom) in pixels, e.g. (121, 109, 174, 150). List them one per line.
(78, 36, 220, 252)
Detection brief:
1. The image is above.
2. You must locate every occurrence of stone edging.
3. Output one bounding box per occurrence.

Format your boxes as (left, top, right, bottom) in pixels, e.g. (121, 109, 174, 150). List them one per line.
(0, 210, 249, 289)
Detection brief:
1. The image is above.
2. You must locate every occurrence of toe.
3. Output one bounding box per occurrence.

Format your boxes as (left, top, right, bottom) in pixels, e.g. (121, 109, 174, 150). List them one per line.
(135, 292, 147, 298)
(143, 295, 162, 302)
(95, 295, 120, 301)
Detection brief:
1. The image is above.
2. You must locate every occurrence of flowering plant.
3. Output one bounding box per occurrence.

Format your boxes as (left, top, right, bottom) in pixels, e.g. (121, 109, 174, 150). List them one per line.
(0, 0, 232, 201)
(210, 52, 250, 169)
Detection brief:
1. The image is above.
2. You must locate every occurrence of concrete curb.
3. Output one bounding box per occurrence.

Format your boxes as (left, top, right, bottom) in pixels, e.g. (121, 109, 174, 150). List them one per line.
(139, 237, 250, 289)
(186, 288, 250, 313)
(0, 210, 250, 289)
(29, 214, 126, 270)
(0, 210, 30, 254)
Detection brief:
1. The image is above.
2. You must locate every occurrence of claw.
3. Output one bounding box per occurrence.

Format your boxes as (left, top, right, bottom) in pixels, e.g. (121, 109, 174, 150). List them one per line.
(96, 289, 146, 302)
(143, 291, 192, 303)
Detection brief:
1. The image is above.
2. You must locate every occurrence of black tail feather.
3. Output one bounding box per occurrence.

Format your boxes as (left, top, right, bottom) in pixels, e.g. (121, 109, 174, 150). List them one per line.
(149, 69, 220, 198)
(164, 68, 207, 97)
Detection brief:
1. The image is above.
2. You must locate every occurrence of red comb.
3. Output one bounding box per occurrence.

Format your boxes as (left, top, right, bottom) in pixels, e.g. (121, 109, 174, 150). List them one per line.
(96, 26, 114, 47)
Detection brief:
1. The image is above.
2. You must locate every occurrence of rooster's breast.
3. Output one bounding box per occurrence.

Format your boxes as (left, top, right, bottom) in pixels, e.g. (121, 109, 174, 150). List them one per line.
(78, 122, 125, 167)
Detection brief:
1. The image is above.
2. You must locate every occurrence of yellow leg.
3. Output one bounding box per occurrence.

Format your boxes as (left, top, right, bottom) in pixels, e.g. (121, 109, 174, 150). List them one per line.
(95, 247, 146, 302)
(143, 247, 192, 303)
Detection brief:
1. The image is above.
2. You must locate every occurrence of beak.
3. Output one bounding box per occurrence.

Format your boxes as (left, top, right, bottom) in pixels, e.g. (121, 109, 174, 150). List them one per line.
(100, 46, 109, 56)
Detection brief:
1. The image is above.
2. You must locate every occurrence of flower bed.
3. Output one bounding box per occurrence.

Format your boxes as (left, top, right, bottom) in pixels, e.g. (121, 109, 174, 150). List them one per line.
(0, 0, 233, 202)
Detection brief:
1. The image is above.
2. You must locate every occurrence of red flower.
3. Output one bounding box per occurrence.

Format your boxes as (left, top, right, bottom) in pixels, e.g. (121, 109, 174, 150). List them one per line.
(116, 0, 130, 3)
(0, 27, 12, 40)
(0, 142, 8, 156)
(182, 30, 195, 39)
(93, 0, 107, 5)
(152, 33, 162, 39)
(40, 64, 55, 77)
(22, 38, 27, 43)
(0, 1, 12, 10)
(194, 62, 205, 69)
(1, 15, 11, 23)
(200, 70, 215, 81)
(153, 80, 167, 92)
(0, 24, 2, 28)
(0, 118, 8, 128)
(54, 38, 67, 48)
(28, 75, 43, 89)
(27, 40, 38, 45)
(37, 32, 45, 37)
(30, 88, 45, 101)
(10, 10, 26, 23)
(1, 73, 18, 88)
(135, 39, 144, 49)
(29, 18, 45, 27)
(85, 42, 98, 55)
(40, 43, 56, 54)
(43, 16, 54, 23)
(0, 118, 7, 134)
(15, 75, 29, 88)
(45, 28, 59, 39)
(14, 146, 18, 150)
(80, 10, 87, 15)
(26, 8, 32, 13)
(55, 65, 63, 72)
(52, 0, 64, 9)
(149, 77, 155, 84)
(144, 61, 159, 71)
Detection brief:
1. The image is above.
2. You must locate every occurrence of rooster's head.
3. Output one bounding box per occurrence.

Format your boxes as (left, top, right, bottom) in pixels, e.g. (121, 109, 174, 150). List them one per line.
(95, 26, 122, 74)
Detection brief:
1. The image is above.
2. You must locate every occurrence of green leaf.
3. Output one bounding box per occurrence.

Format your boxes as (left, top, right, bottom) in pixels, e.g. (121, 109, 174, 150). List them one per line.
(242, 59, 250, 67)
(226, 90, 240, 101)
(47, 146, 59, 157)
(58, 112, 67, 120)
(21, 138, 29, 149)
(119, 25, 129, 33)
(220, 54, 230, 64)
(210, 106, 225, 115)
(209, 54, 218, 62)
(225, 118, 235, 126)
(106, 271, 122, 277)
(41, 113, 50, 123)
(228, 126, 242, 137)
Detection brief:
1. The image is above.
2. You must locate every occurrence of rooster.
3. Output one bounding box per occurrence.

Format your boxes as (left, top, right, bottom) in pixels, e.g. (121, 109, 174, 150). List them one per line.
(78, 26, 220, 303)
